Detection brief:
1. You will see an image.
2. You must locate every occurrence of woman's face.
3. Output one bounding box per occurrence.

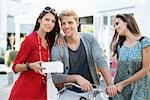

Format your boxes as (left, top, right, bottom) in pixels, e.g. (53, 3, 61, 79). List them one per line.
(114, 18, 127, 36)
(38, 12, 56, 33)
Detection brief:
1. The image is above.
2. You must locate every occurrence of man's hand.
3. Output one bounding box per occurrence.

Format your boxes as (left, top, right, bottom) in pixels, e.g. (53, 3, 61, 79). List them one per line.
(56, 35, 65, 47)
(75, 75, 93, 92)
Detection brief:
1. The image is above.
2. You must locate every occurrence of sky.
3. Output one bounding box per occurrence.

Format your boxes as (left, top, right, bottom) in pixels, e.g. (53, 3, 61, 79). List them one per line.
(20, 0, 96, 17)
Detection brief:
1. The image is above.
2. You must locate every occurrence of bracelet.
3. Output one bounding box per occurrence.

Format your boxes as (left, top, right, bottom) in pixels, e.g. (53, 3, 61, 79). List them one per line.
(108, 83, 114, 86)
(26, 62, 32, 71)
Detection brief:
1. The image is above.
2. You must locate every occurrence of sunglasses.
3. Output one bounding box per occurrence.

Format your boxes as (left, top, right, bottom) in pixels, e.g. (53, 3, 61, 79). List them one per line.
(42, 7, 57, 15)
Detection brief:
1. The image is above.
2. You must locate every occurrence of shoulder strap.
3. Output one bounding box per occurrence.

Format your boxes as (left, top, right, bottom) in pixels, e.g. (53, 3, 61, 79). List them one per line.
(119, 41, 124, 48)
(139, 36, 145, 42)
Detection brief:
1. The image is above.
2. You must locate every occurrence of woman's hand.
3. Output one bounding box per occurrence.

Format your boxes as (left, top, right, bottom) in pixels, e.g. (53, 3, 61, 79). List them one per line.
(29, 61, 46, 76)
(56, 35, 65, 47)
(106, 84, 118, 97)
(116, 82, 125, 93)
(75, 75, 93, 92)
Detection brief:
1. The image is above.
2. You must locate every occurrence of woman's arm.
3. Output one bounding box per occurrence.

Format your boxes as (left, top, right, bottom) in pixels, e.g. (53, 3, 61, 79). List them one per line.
(15, 61, 45, 76)
(116, 46, 150, 92)
(12, 36, 32, 72)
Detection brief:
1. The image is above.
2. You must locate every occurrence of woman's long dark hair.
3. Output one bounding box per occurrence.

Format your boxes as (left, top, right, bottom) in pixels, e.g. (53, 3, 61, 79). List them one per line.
(33, 7, 60, 49)
(110, 14, 141, 57)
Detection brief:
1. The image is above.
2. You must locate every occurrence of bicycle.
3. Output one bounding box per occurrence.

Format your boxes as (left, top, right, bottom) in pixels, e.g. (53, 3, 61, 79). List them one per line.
(58, 83, 108, 100)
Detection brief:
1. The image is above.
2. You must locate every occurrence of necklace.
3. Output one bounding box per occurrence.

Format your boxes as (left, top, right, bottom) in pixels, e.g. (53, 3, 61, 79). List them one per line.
(38, 37, 50, 61)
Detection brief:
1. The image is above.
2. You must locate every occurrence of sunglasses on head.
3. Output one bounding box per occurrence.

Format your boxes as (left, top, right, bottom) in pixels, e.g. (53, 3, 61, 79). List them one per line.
(43, 7, 57, 14)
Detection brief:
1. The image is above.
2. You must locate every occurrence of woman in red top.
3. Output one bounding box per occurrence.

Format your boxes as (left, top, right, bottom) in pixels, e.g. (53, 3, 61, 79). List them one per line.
(9, 7, 93, 100)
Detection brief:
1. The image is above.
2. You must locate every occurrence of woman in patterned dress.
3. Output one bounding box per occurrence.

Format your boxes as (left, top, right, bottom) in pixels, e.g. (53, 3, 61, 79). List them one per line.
(110, 14, 150, 100)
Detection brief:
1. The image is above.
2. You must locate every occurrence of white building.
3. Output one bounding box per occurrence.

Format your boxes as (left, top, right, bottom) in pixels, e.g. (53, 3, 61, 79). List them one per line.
(0, 0, 30, 56)
(94, 0, 150, 65)
(0, 0, 150, 59)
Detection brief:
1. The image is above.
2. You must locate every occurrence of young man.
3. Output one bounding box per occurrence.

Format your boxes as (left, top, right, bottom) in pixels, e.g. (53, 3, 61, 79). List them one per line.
(51, 9, 117, 98)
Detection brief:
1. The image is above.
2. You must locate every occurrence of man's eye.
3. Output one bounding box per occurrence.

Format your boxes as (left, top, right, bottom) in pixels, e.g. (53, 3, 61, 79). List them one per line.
(61, 23, 65, 25)
(68, 22, 73, 24)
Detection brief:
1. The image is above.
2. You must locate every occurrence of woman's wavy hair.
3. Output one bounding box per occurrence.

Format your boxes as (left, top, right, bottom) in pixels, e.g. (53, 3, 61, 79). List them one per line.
(110, 14, 141, 57)
(33, 6, 60, 49)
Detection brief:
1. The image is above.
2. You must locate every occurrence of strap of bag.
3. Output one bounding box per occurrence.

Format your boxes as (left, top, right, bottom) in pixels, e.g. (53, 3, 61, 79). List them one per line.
(139, 36, 145, 42)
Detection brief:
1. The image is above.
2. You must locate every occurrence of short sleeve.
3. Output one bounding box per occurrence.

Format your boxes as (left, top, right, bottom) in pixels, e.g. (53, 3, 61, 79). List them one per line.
(141, 37, 150, 49)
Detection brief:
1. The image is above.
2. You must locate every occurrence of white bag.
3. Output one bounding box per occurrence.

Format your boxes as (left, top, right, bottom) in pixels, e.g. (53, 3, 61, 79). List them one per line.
(42, 61, 63, 73)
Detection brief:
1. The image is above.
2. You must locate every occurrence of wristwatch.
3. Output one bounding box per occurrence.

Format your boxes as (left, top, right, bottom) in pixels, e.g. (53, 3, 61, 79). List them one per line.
(26, 62, 32, 71)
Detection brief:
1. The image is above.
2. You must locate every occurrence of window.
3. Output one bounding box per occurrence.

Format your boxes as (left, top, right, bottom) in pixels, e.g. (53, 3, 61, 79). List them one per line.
(103, 16, 107, 25)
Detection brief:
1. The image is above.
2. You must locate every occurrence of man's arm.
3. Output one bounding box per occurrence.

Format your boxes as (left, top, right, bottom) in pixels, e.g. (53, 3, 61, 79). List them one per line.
(89, 34, 117, 96)
(89, 34, 113, 85)
(51, 73, 93, 91)
(89, 34, 108, 68)
(99, 67, 113, 86)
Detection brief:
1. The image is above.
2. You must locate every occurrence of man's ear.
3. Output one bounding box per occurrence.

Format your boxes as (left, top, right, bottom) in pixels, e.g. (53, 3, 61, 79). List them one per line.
(125, 22, 128, 27)
(77, 21, 79, 27)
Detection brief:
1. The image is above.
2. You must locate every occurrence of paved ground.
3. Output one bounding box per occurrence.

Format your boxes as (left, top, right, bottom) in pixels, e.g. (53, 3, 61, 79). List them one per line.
(0, 72, 19, 100)
(0, 74, 14, 100)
